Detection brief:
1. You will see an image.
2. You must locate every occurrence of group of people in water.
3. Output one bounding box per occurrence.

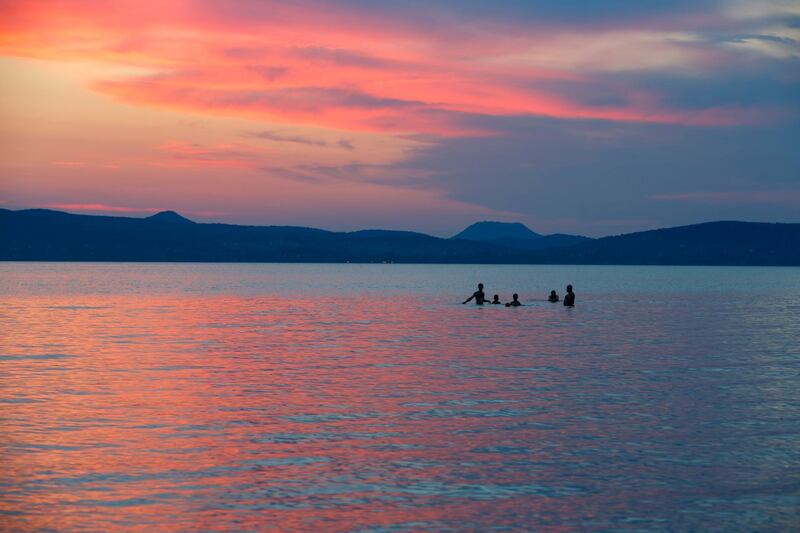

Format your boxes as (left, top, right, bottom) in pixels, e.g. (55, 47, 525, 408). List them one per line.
(463, 283, 575, 307)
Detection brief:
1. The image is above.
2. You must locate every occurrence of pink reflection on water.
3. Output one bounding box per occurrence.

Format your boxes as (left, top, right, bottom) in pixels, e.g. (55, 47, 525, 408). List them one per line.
(1, 290, 797, 530)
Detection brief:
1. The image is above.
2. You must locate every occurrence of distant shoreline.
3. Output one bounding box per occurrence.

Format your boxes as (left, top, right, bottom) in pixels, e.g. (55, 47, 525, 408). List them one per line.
(2, 208, 799, 267)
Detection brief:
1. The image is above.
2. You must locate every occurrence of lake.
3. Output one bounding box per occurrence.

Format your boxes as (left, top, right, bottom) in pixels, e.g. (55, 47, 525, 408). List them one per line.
(1, 263, 799, 531)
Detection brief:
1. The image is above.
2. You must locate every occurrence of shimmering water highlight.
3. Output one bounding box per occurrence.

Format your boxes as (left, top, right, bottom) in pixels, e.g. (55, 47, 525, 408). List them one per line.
(1, 263, 799, 531)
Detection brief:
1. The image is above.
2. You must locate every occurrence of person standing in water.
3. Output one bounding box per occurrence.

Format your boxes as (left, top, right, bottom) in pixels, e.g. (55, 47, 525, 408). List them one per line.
(563, 284, 575, 307)
(491, 294, 502, 305)
(463, 283, 489, 305)
(505, 293, 522, 307)
(548, 290, 559, 302)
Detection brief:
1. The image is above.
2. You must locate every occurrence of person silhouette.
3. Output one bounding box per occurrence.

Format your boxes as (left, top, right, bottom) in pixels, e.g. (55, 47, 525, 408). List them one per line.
(463, 283, 489, 305)
(505, 293, 522, 307)
(563, 284, 575, 307)
(548, 290, 559, 302)
(491, 294, 502, 305)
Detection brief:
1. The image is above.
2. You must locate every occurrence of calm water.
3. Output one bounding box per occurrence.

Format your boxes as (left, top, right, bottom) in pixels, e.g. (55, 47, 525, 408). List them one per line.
(1, 263, 799, 531)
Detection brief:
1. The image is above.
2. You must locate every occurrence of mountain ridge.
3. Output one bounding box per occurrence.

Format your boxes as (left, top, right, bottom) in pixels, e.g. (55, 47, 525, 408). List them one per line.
(530, 220, 800, 266)
(452, 220, 591, 251)
(1, 208, 798, 266)
(453, 221, 541, 241)
(146, 210, 195, 224)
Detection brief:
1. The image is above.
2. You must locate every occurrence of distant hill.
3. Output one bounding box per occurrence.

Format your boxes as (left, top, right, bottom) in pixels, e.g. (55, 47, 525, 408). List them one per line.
(1, 209, 798, 265)
(453, 221, 541, 241)
(146, 210, 195, 224)
(486, 234, 592, 251)
(0, 208, 536, 263)
(533, 221, 800, 266)
(452, 221, 591, 251)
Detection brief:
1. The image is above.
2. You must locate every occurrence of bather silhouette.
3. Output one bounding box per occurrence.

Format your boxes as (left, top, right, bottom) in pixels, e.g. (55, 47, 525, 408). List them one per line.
(463, 283, 489, 305)
(491, 294, 502, 305)
(505, 293, 522, 307)
(548, 290, 559, 302)
(563, 284, 575, 307)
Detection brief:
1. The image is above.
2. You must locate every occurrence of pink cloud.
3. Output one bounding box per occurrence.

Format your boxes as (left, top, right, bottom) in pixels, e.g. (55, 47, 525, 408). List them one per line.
(0, 0, 775, 136)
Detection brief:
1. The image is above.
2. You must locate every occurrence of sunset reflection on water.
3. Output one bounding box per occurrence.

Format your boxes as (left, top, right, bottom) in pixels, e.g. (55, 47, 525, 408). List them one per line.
(2, 264, 799, 531)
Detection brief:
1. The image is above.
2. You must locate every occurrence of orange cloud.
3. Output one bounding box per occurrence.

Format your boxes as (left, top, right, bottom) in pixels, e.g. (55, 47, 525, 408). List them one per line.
(0, 0, 769, 136)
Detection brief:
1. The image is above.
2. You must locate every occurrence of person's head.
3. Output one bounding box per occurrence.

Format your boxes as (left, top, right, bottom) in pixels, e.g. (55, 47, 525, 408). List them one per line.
(493, 294, 499, 301)
(550, 290, 557, 296)
(478, 283, 484, 290)
(566, 284, 573, 292)
(512, 293, 519, 301)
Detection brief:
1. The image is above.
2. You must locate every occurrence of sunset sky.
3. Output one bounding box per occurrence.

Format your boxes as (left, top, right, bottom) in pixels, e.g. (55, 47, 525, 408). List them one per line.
(1, 0, 798, 236)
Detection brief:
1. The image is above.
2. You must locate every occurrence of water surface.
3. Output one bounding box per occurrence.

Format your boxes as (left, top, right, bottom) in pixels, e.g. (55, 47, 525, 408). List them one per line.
(1, 263, 799, 531)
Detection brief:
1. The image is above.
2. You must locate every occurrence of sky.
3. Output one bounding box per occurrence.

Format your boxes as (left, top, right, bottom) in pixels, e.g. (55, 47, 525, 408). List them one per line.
(0, 0, 798, 237)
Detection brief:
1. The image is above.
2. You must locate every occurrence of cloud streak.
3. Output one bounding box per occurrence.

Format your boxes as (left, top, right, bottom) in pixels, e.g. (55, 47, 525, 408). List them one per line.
(2, 0, 798, 235)
(3, 0, 793, 136)
(249, 130, 355, 150)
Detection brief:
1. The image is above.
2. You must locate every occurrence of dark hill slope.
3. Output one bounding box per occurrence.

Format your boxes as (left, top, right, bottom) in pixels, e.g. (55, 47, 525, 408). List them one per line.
(487, 234, 592, 251)
(538, 221, 800, 266)
(0, 209, 536, 263)
(2, 210, 797, 265)
(146, 210, 195, 224)
(453, 221, 541, 241)
(452, 221, 591, 251)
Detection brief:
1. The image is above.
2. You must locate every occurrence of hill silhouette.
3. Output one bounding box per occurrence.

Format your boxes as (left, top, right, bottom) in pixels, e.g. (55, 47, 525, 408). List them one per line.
(452, 221, 591, 251)
(453, 221, 541, 240)
(1, 209, 798, 265)
(146, 210, 195, 224)
(0, 209, 533, 263)
(532, 221, 800, 266)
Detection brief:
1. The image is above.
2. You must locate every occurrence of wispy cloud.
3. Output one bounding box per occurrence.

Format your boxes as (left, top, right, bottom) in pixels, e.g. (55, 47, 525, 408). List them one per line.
(3, 0, 792, 136)
(724, 0, 800, 21)
(155, 141, 261, 168)
(247, 130, 353, 150)
(250, 131, 326, 147)
(2, 0, 798, 236)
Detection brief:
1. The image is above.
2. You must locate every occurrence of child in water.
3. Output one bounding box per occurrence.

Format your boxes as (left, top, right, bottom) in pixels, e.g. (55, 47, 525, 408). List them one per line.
(548, 290, 559, 302)
(491, 294, 502, 305)
(505, 293, 522, 307)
